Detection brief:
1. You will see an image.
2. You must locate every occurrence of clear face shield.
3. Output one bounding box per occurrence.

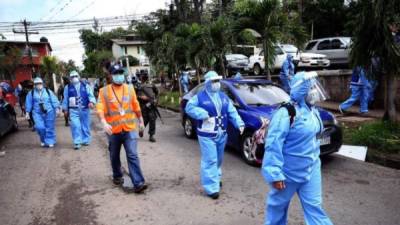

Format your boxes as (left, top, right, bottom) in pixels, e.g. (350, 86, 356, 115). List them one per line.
(306, 79, 329, 105)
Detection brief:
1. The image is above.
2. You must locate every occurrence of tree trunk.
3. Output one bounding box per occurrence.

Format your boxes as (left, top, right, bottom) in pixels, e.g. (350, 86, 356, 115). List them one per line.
(263, 39, 271, 80)
(384, 74, 398, 122)
(219, 54, 226, 79)
(175, 64, 182, 97)
(196, 65, 201, 85)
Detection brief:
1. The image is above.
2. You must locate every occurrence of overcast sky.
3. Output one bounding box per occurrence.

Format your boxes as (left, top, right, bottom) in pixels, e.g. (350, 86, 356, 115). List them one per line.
(0, 0, 169, 67)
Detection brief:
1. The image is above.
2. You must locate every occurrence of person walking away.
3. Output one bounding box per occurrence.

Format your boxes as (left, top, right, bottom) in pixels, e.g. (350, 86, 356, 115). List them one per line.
(25, 77, 61, 148)
(262, 71, 333, 225)
(136, 73, 159, 142)
(96, 64, 148, 193)
(14, 83, 23, 116)
(280, 54, 295, 93)
(20, 80, 35, 130)
(185, 71, 245, 199)
(62, 71, 96, 150)
(180, 71, 190, 94)
(339, 66, 369, 114)
(58, 76, 70, 126)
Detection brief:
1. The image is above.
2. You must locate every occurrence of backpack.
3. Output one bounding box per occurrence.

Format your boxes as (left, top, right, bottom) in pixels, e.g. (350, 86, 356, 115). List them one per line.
(280, 102, 296, 126)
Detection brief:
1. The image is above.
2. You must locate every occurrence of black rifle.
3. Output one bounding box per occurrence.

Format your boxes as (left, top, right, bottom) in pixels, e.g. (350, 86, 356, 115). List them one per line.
(140, 84, 164, 124)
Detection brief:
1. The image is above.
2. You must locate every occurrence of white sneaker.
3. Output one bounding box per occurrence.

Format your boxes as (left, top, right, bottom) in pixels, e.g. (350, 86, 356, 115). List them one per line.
(48, 144, 54, 148)
(41, 143, 45, 147)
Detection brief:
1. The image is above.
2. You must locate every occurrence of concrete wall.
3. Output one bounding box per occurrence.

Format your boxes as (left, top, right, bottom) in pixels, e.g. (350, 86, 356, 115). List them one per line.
(272, 70, 400, 110)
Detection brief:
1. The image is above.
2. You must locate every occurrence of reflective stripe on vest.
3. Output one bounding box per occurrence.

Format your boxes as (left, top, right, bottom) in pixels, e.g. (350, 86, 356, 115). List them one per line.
(103, 85, 133, 116)
(109, 118, 137, 127)
(102, 85, 136, 131)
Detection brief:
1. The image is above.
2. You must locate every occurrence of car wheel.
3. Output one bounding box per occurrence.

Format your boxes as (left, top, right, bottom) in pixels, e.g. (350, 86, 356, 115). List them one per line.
(241, 132, 262, 167)
(253, 64, 262, 75)
(183, 117, 195, 139)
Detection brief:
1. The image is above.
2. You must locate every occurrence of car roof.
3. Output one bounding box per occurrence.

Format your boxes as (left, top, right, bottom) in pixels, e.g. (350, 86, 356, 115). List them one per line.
(222, 78, 273, 85)
(307, 37, 351, 42)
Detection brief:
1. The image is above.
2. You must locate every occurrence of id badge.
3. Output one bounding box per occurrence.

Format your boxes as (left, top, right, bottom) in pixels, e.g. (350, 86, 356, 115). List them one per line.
(202, 117, 216, 132)
(69, 97, 77, 107)
(119, 108, 125, 116)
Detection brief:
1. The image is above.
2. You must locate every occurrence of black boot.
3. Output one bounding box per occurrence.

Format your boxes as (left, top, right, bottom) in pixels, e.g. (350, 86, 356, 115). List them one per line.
(149, 135, 156, 142)
(208, 192, 219, 200)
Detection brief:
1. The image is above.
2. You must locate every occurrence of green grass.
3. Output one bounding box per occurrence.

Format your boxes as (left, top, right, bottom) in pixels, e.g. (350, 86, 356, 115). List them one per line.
(344, 121, 400, 154)
(158, 91, 181, 111)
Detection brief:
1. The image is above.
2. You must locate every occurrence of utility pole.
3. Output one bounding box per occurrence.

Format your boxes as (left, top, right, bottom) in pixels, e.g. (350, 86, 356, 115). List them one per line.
(13, 19, 39, 78)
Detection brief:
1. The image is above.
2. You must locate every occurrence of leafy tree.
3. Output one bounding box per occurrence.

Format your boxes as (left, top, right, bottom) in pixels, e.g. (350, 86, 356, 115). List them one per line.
(40, 56, 59, 90)
(82, 50, 113, 78)
(58, 59, 79, 77)
(79, 27, 132, 53)
(350, 0, 400, 122)
(301, 0, 349, 39)
(119, 55, 140, 67)
(0, 43, 22, 84)
(234, 0, 291, 79)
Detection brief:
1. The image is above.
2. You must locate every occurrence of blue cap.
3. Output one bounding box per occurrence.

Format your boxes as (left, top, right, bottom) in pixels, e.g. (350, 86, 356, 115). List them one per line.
(109, 64, 125, 75)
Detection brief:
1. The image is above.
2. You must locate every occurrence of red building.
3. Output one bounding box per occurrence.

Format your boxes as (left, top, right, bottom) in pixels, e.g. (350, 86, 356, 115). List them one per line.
(0, 38, 52, 88)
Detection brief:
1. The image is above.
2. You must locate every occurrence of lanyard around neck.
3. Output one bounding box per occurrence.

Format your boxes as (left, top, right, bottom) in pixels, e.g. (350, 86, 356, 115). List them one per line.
(111, 85, 124, 107)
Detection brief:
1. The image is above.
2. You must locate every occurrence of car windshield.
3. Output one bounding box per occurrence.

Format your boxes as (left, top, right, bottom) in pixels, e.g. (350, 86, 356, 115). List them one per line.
(281, 45, 298, 54)
(231, 83, 290, 106)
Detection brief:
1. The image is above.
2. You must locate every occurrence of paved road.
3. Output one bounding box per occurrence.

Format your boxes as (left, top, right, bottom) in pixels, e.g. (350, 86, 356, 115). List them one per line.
(0, 109, 399, 225)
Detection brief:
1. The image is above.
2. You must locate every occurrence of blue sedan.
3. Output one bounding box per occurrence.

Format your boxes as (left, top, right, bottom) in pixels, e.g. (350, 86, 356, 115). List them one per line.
(180, 78, 342, 166)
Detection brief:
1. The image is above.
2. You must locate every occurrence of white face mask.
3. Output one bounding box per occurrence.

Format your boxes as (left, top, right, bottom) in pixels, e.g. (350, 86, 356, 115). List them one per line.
(71, 77, 79, 84)
(211, 82, 221, 92)
(35, 84, 43, 90)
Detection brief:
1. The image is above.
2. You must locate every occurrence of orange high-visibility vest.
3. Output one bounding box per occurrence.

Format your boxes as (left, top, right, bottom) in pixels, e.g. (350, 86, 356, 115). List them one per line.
(100, 84, 139, 134)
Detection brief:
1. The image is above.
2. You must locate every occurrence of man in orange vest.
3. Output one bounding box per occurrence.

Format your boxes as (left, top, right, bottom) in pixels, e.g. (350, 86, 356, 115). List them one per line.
(97, 64, 147, 193)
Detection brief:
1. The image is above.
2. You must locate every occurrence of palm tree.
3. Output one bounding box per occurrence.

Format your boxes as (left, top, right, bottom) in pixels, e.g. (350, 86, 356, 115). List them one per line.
(234, 0, 289, 80)
(350, 0, 400, 122)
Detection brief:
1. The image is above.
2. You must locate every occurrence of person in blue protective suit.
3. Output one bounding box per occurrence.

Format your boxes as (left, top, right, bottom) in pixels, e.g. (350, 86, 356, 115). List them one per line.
(185, 71, 245, 199)
(280, 54, 295, 93)
(233, 71, 243, 79)
(262, 71, 333, 225)
(62, 71, 96, 150)
(25, 77, 61, 148)
(180, 71, 190, 94)
(339, 66, 369, 114)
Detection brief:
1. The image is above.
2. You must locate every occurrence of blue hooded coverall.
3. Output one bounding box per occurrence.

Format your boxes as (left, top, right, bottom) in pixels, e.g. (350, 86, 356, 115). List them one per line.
(62, 82, 96, 147)
(280, 55, 295, 93)
(185, 71, 244, 195)
(25, 82, 60, 146)
(262, 72, 333, 225)
(339, 66, 369, 113)
(181, 72, 190, 94)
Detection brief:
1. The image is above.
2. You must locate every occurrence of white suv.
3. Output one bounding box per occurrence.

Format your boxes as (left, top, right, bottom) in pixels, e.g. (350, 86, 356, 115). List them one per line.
(304, 37, 351, 66)
(247, 44, 330, 75)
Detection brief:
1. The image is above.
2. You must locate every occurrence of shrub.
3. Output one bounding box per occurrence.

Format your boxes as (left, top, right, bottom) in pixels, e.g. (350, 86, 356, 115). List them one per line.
(351, 121, 400, 154)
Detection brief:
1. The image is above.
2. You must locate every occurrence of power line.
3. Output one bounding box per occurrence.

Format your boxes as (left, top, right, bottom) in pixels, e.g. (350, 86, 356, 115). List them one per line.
(46, 0, 74, 21)
(39, 0, 66, 21)
(67, 0, 96, 20)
